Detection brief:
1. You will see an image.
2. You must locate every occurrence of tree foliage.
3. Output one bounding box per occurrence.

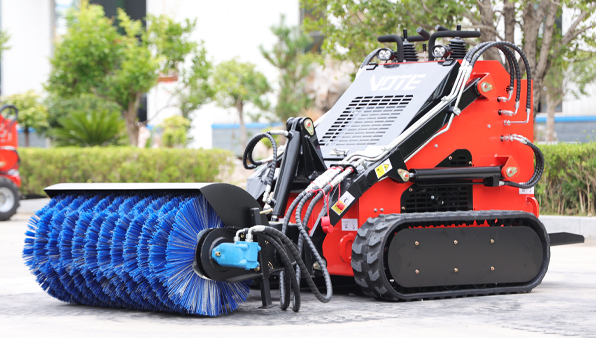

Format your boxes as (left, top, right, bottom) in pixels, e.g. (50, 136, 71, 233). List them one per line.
(260, 15, 319, 122)
(2, 91, 48, 147)
(160, 115, 192, 148)
(543, 49, 596, 141)
(166, 44, 215, 120)
(302, 0, 468, 69)
(47, 1, 199, 146)
(45, 93, 122, 130)
(212, 60, 270, 149)
(50, 109, 126, 147)
(0, 30, 10, 57)
(302, 0, 596, 122)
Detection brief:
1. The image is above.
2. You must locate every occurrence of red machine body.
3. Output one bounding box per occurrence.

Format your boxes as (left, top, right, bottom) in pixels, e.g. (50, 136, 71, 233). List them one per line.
(287, 60, 537, 277)
(0, 109, 20, 188)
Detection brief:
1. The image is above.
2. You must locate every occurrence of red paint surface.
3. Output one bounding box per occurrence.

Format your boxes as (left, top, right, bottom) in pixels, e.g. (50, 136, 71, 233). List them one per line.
(286, 60, 538, 277)
(0, 112, 20, 187)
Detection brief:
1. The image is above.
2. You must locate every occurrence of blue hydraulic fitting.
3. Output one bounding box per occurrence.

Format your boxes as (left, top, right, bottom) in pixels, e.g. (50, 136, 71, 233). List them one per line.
(212, 241, 261, 270)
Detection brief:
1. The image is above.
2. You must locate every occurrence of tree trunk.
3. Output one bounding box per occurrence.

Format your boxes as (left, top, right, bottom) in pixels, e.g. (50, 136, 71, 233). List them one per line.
(477, 0, 502, 63)
(24, 129, 30, 147)
(503, 0, 516, 43)
(124, 92, 141, 147)
(545, 90, 559, 142)
(236, 100, 247, 150)
(521, 0, 552, 115)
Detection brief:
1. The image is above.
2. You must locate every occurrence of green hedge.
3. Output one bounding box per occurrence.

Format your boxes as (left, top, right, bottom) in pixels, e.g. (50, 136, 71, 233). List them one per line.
(17, 144, 596, 216)
(536, 143, 596, 216)
(19, 147, 234, 196)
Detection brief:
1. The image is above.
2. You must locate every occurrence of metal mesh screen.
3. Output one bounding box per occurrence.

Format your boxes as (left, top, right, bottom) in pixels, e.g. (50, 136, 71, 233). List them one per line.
(320, 95, 413, 147)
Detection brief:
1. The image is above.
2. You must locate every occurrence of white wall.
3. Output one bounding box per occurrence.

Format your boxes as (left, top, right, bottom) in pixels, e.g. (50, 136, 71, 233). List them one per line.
(1, 0, 54, 96)
(562, 83, 596, 116)
(560, 6, 596, 116)
(146, 0, 299, 149)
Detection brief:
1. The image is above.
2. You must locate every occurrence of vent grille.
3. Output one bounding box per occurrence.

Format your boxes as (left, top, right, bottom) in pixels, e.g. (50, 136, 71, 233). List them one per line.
(443, 154, 470, 167)
(320, 95, 413, 147)
(402, 186, 471, 213)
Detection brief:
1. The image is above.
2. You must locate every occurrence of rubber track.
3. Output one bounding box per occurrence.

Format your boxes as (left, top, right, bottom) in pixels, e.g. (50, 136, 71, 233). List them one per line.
(351, 210, 550, 301)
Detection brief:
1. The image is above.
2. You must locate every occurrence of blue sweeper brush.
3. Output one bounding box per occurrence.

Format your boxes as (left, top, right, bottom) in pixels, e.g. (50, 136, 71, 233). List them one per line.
(23, 183, 258, 316)
(24, 182, 330, 316)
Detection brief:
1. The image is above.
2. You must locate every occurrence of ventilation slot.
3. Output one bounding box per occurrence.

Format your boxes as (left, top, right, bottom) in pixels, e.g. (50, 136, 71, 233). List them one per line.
(444, 155, 470, 167)
(320, 95, 412, 147)
(402, 185, 472, 213)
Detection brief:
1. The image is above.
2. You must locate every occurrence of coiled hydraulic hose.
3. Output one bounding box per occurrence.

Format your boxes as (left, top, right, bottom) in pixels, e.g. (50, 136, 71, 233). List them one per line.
(256, 232, 300, 312)
(466, 41, 532, 116)
(500, 135, 545, 189)
(243, 132, 283, 203)
(250, 226, 332, 304)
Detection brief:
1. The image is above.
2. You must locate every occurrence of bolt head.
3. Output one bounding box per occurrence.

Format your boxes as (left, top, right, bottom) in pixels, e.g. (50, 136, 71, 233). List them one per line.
(380, 208, 384, 212)
(434, 144, 438, 148)
(487, 124, 491, 128)
(409, 188, 413, 192)
(415, 241, 419, 246)
(490, 239, 495, 244)
(215, 251, 221, 257)
(448, 156, 453, 160)
(481, 81, 493, 92)
(254, 266, 261, 272)
(454, 268, 459, 272)
(453, 240, 458, 245)
(402, 206, 406, 210)
(491, 266, 495, 271)
(374, 208, 378, 212)
(415, 269, 420, 274)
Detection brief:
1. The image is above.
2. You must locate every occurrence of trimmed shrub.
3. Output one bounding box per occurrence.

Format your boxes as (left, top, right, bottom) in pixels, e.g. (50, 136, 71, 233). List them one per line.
(19, 147, 233, 196)
(536, 143, 596, 216)
(17, 143, 596, 216)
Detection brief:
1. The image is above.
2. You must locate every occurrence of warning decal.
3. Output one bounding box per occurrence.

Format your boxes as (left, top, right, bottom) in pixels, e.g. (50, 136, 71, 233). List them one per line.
(374, 159, 393, 179)
(331, 191, 356, 215)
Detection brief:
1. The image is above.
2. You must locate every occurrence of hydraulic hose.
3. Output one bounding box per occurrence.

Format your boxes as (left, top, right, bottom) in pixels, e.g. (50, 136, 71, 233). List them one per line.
(243, 132, 280, 203)
(243, 132, 278, 170)
(251, 226, 332, 304)
(295, 184, 334, 287)
(293, 193, 333, 302)
(501, 137, 545, 189)
(257, 233, 300, 312)
(256, 231, 292, 311)
(467, 41, 531, 114)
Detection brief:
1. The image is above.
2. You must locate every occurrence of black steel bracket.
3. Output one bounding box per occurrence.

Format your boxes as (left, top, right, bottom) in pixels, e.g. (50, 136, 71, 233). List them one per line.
(329, 148, 408, 225)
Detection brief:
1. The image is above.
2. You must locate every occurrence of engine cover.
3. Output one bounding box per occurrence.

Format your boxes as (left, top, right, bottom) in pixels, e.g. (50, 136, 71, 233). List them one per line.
(316, 61, 459, 159)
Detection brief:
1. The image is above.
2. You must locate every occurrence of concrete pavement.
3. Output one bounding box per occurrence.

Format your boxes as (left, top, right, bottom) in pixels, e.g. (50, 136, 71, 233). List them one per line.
(1, 212, 595, 337)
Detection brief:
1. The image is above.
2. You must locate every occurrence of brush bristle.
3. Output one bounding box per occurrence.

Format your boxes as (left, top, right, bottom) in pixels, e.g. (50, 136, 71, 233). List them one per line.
(23, 191, 249, 316)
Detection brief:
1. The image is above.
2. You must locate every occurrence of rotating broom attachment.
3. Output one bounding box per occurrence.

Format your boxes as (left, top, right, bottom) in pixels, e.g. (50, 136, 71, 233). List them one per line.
(23, 192, 250, 316)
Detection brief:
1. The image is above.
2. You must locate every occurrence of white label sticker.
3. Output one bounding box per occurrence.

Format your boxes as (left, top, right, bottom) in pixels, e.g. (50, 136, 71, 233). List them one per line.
(519, 187, 534, 194)
(342, 218, 358, 231)
(331, 191, 356, 215)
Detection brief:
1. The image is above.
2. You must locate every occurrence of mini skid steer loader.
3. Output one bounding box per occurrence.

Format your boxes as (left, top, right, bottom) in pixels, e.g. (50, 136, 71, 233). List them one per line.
(24, 26, 584, 316)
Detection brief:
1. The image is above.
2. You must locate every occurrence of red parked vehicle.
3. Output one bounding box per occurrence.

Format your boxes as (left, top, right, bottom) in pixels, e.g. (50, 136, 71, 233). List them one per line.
(0, 104, 20, 220)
